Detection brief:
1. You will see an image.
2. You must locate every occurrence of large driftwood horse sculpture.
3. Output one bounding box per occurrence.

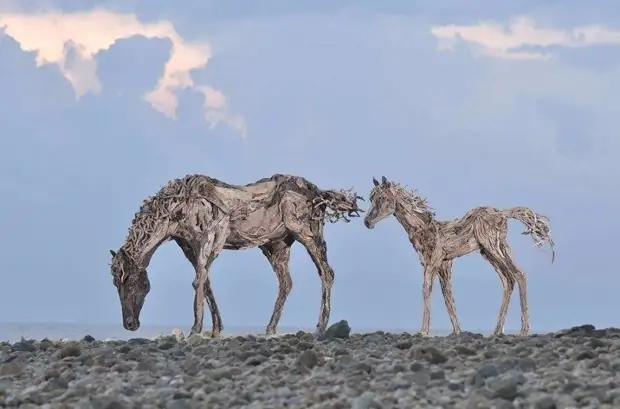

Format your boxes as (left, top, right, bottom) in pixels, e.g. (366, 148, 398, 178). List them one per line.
(364, 176, 555, 337)
(109, 174, 363, 337)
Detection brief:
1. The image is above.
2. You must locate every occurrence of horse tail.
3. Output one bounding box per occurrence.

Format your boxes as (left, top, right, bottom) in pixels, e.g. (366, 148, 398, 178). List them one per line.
(504, 206, 555, 263)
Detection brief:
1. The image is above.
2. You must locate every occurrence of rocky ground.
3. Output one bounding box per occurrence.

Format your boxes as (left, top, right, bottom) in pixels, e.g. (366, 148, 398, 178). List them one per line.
(0, 322, 619, 408)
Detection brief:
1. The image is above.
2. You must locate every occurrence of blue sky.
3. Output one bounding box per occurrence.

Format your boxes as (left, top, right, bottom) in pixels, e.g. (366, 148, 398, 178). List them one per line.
(1, 0, 619, 334)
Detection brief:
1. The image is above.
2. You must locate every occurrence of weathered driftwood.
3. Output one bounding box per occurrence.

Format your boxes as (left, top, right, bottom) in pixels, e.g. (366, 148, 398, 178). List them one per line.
(364, 176, 555, 336)
(109, 174, 363, 338)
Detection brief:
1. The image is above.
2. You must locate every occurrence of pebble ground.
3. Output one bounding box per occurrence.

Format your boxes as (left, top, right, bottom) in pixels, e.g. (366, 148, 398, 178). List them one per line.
(1, 323, 619, 408)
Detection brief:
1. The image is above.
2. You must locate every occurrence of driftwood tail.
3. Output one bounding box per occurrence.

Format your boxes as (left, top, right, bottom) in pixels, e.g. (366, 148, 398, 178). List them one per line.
(504, 207, 555, 263)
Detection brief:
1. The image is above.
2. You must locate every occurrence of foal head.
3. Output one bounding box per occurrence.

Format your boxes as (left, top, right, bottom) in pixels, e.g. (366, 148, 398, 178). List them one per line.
(364, 176, 398, 229)
(364, 176, 432, 229)
(109, 248, 150, 331)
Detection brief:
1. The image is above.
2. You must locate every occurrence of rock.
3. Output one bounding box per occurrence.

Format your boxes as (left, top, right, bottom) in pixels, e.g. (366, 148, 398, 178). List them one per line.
(244, 354, 268, 366)
(394, 340, 413, 350)
(489, 399, 516, 409)
(534, 395, 557, 409)
(454, 345, 477, 356)
(410, 346, 448, 364)
(11, 338, 36, 353)
(38, 339, 53, 351)
(488, 375, 520, 401)
(295, 349, 321, 370)
(208, 367, 236, 381)
(517, 357, 537, 372)
(575, 349, 596, 360)
(324, 320, 351, 339)
(56, 344, 81, 359)
(0, 362, 23, 376)
(158, 341, 175, 350)
(351, 392, 383, 409)
(82, 335, 96, 343)
(172, 329, 185, 342)
(187, 334, 203, 346)
(85, 395, 132, 409)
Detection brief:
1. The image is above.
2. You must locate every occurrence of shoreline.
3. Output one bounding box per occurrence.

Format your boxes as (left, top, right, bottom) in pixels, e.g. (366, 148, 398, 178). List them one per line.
(1, 324, 618, 408)
(0, 321, 566, 343)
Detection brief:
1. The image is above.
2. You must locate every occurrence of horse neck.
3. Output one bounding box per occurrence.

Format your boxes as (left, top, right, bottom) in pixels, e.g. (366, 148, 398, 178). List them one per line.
(123, 214, 173, 269)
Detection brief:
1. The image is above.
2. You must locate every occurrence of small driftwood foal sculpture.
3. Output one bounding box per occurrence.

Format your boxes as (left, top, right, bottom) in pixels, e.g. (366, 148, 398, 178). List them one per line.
(364, 176, 555, 337)
(109, 174, 364, 337)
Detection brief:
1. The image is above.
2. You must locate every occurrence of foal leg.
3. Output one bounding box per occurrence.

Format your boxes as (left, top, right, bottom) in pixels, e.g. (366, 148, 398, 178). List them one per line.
(499, 242, 530, 336)
(420, 267, 435, 336)
(420, 252, 445, 336)
(479, 244, 515, 337)
(260, 235, 295, 336)
(437, 260, 461, 335)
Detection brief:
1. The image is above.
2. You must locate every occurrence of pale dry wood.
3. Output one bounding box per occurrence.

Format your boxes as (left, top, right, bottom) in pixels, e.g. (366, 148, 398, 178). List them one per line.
(364, 176, 555, 337)
(109, 174, 364, 337)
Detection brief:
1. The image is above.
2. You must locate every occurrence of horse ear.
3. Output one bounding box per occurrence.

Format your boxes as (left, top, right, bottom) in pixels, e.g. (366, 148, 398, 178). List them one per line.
(381, 176, 388, 184)
(372, 177, 379, 186)
(109, 250, 117, 258)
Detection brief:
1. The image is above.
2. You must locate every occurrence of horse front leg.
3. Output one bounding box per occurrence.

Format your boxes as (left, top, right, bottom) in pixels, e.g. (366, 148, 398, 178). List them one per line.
(260, 235, 295, 336)
(281, 198, 334, 337)
(189, 220, 229, 338)
(190, 254, 222, 338)
(176, 237, 222, 338)
(294, 232, 334, 337)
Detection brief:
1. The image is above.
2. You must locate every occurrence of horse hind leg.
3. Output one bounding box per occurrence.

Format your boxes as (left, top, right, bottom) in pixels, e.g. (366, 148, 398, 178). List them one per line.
(260, 235, 295, 336)
(479, 239, 516, 337)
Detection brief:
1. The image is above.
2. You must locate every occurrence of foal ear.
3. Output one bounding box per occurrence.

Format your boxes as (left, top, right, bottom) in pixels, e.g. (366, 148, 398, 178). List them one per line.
(372, 177, 379, 186)
(381, 176, 388, 184)
(109, 249, 117, 258)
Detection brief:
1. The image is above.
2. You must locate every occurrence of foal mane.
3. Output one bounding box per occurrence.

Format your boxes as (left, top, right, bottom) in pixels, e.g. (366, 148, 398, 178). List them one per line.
(373, 180, 436, 218)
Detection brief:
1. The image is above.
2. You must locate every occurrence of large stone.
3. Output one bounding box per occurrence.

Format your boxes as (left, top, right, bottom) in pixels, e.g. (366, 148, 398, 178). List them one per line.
(324, 320, 351, 340)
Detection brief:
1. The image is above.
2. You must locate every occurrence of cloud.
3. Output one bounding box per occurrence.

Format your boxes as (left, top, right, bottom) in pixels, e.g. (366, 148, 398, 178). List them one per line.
(0, 7, 246, 138)
(431, 17, 620, 60)
(197, 85, 247, 139)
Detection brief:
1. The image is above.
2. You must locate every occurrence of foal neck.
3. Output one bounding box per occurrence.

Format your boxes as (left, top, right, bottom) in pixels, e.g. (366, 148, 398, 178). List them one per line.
(394, 200, 433, 231)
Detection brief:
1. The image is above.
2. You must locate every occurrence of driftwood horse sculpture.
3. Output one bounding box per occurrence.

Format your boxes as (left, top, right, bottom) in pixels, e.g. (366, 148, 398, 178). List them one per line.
(109, 174, 363, 337)
(364, 176, 555, 336)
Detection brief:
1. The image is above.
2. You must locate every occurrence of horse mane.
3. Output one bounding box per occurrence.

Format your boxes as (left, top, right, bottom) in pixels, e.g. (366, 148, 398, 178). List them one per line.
(121, 174, 325, 259)
(122, 174, 208, 259)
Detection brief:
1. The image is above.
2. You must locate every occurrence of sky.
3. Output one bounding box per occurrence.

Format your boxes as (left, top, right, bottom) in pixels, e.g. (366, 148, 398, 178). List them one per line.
(1, 0, 619, 335)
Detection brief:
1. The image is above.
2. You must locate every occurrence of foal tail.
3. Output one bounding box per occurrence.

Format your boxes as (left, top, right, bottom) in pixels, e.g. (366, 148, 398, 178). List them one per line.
(504, 206, 555, 263)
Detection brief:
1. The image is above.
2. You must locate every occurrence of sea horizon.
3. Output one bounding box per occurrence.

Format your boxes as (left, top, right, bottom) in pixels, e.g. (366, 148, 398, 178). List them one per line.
(0, 321, 564, 342)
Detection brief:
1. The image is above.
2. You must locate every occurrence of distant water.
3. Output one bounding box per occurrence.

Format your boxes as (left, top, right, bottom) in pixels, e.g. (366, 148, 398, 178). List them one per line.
(0, 322, 527, 342)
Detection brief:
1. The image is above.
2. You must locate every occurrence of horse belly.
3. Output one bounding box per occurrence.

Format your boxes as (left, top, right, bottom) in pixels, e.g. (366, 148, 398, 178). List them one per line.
(225, 206, 288, 249)
(444, 235, 479, 259)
